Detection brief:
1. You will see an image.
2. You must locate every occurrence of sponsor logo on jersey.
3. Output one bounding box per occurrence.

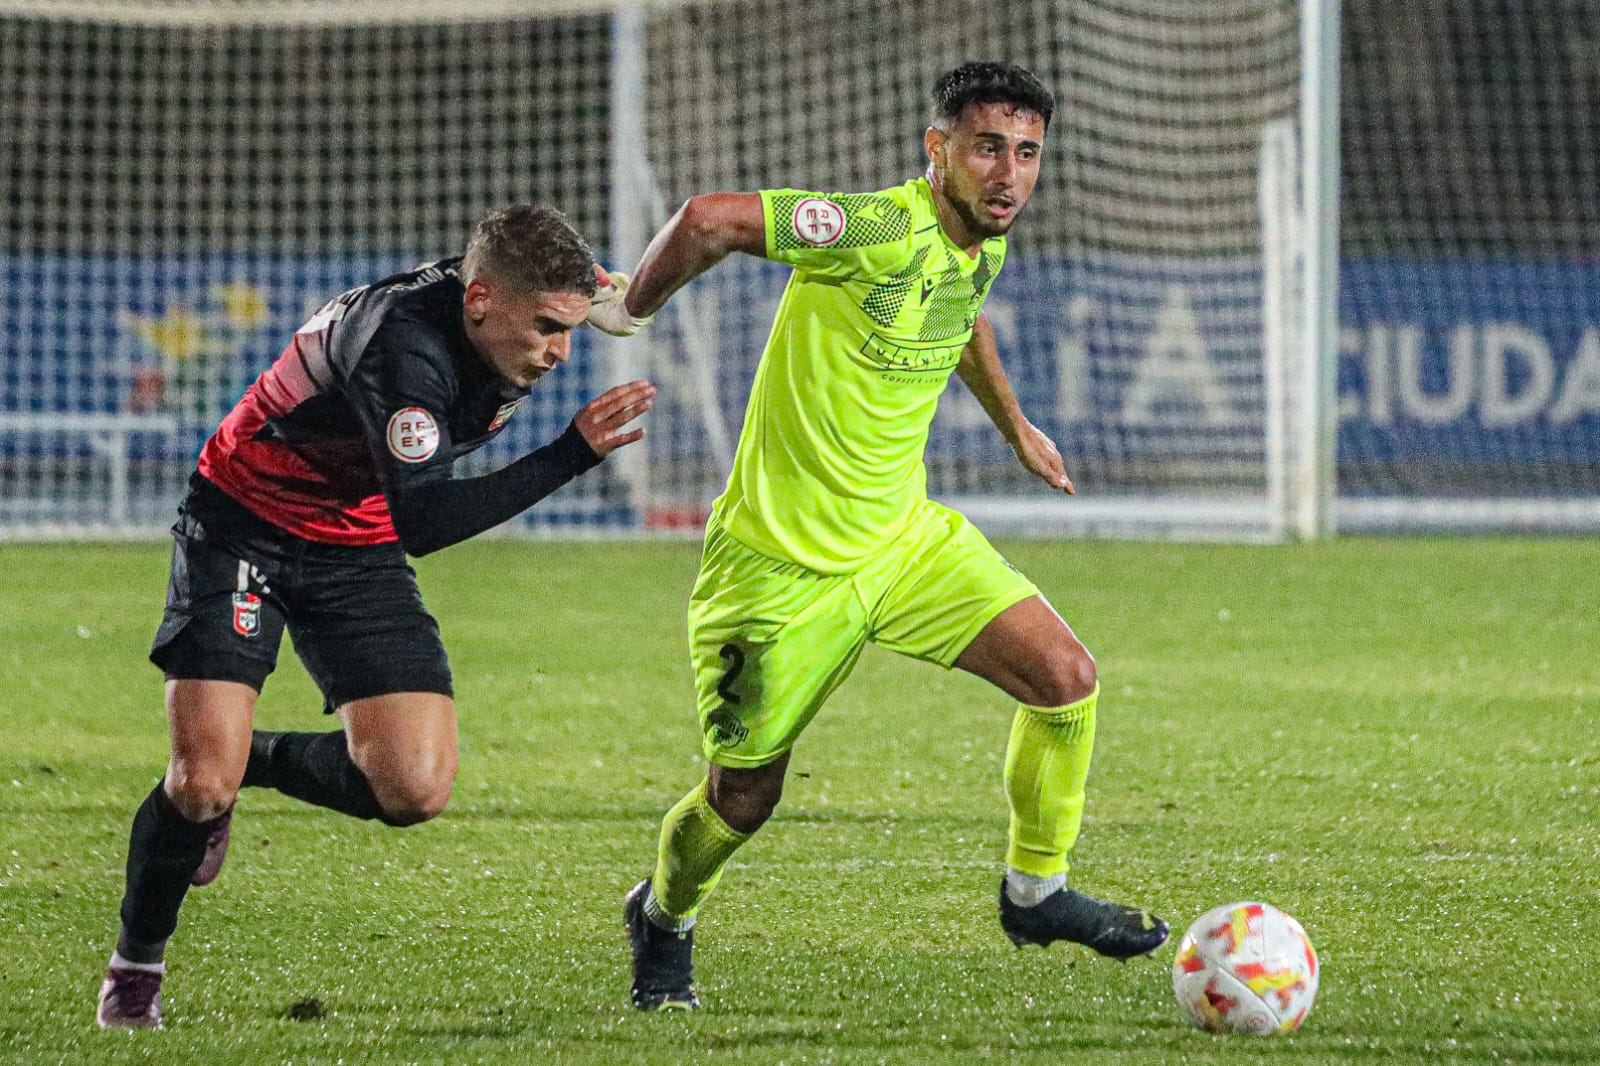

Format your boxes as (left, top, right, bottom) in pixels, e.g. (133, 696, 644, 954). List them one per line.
(232, 592, 261, 637)
(386, 407, 440, 463)
(860, 332, 964, 374)
(488, 399, 522, 432)
(792, 197, 846, 247)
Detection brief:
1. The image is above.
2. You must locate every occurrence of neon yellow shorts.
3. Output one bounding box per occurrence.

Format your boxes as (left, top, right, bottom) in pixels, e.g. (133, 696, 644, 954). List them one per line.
(688, 497, 1038, 767)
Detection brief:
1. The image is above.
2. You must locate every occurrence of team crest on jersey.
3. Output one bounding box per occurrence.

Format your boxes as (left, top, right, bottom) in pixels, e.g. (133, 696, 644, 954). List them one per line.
(232, 592, 261, 637)
(386, 407, 440, 463)
(792, 197, 845, 247)
(488, 399, 522, 432)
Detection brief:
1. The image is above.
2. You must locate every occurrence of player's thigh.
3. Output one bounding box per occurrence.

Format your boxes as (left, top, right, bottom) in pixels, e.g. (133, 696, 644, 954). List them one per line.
(287, 545, 453, 713)
(868, 499, 1039, 668)
(951, 595, 1096, 708)
(149, 510, 290, 694)
(163, 678, 258, 820)
(690, 521, 869, 768)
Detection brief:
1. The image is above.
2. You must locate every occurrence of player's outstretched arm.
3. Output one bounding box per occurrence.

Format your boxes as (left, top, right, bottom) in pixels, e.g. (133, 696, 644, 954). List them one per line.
(385, 381, 656, 556)
(957, 313, 1075, 494)
(622, 193, 766, 320)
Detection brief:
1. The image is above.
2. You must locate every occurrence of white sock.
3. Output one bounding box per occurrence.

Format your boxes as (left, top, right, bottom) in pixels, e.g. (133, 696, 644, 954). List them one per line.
(642, 885, 696, 933)
(109, 951, 166, 974)
(1005, 868, 1067, 908)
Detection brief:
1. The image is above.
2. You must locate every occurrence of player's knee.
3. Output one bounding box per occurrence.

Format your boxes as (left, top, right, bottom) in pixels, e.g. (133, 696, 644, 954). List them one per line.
(349, 733, 457, 826)
(375, 777, 453, 826)
(708, 764, 785, 834)
(718, 790, 780, 834)
(1031, 642, 1098, 708)
(163, 768, 237, 823)
(371, 763, 456, 827)
(379, 800, 448, 827)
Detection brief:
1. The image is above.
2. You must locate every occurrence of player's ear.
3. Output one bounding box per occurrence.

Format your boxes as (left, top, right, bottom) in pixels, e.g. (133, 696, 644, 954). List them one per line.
(924, 125, 946, 167)
(463, 277, 491, 323)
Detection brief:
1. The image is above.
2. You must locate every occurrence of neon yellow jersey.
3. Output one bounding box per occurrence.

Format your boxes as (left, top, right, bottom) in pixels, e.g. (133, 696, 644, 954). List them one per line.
(714, 177, 1007, 573)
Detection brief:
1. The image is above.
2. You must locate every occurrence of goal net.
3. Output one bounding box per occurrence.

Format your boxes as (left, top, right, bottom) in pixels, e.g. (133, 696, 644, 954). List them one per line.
(627, 0, 1310, 539)
(4, 1, 1591, 538)
(0, 0, 1312, 540)
(0, 3, 622, 535)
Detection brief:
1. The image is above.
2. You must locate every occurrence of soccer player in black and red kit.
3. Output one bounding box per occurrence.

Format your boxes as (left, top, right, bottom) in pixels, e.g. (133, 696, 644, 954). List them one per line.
(96, 204, 656, 1028)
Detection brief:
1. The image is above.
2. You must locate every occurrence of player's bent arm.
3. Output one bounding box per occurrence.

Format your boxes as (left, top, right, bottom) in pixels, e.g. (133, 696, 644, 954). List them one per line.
(384, 380, 656, 556)
(624, 193, 766, 319)
(387, 425, 603, 556)
(958, 313, 1075, 493)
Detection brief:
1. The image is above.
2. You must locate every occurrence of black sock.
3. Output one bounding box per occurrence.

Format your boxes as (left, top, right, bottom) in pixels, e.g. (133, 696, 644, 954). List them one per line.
(116, 782, 220, 964)
(241, 729, 395, 824)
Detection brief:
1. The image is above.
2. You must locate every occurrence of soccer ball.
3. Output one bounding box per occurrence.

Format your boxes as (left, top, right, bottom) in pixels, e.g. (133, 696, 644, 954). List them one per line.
(1171, 901, 1319, 1035)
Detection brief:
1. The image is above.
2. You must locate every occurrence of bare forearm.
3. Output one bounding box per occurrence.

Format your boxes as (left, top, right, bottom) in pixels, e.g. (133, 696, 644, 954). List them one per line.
(960, 316, 1076, 493)
(624, 193, 766, 318)
(622, 209, 726, 318)
(957, 316, 1027, 444)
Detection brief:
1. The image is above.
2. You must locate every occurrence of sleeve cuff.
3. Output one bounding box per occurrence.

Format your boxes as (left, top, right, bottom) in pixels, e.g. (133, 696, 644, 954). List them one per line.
(555, 420, 604, 473)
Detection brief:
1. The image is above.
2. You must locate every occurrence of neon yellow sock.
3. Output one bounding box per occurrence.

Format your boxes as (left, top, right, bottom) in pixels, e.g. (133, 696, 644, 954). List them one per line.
(650, 780, 752, 921)
(1003, 683, 1098, 878)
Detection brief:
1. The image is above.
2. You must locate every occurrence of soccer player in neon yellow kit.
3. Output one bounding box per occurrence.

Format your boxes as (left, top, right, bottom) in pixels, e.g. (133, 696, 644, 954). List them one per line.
(611, 61, 1168, 1009)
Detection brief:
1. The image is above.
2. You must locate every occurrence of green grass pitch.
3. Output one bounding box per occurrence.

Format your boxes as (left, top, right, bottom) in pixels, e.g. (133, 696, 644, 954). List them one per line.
(2, 536, 1596, 1064)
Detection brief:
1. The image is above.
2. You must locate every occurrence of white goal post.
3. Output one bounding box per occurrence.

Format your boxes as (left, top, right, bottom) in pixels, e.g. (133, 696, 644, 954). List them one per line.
(2, 0, 1595, 539)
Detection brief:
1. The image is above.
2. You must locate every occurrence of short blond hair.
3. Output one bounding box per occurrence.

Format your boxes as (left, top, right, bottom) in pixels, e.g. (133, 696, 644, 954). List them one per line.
(461, 204, 597, 296)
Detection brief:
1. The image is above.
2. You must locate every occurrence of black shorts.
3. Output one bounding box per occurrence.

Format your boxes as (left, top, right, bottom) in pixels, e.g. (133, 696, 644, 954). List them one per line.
(150, 476, 453, 709)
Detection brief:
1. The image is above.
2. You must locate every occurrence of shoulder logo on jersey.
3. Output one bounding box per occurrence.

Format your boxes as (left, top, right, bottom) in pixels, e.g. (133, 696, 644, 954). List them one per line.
(386, 407, 440, 463)
(488, 399, 522, 432)
(792, 198, 846, 247)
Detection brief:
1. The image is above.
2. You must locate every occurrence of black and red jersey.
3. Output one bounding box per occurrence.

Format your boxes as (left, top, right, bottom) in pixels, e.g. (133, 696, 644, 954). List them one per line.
(197, 258, 599, 554)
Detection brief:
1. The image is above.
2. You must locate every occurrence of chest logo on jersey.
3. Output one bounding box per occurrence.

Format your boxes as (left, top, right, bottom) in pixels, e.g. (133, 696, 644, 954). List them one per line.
(488, 399, 522, 432)
(386, 407, 441, 464)
(792, 198, 846, 247)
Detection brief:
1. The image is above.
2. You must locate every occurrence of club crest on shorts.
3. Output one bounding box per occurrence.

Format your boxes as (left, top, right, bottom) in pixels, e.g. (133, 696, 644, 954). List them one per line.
(706, 706, 749, 748)
(488, 399, 522, 432)
(792, 197, 846, 247)
(232, 592, 262, 637)
(386, 407, 440, 463)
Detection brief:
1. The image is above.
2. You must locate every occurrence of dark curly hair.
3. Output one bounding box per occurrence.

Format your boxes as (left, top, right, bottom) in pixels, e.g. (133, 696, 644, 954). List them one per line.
(931, 60, 1054, 131)
(461, 204, 597, 297)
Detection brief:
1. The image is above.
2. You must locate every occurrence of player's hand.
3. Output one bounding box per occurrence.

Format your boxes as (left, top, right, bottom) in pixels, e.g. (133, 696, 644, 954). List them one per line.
(1012, 421, 1075, 494)
(586, 265, 653, 337)
(574, 379, 657, 456)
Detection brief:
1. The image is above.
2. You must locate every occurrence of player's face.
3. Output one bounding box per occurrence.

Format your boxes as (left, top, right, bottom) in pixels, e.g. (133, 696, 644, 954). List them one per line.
(463, 281, 590, 388)
(925, 102, 1045, 249)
